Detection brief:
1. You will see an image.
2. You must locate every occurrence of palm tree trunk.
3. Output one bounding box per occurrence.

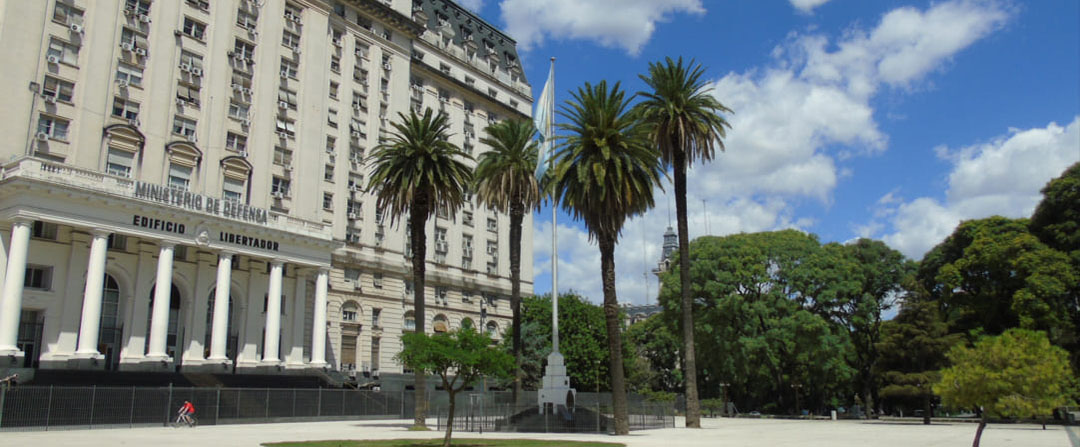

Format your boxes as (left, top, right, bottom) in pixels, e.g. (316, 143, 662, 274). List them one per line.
(673, 153, 701, 428)
(598, 233, 629, 435)
(410, 198, 429, 428)
(509, 201, 524, 406)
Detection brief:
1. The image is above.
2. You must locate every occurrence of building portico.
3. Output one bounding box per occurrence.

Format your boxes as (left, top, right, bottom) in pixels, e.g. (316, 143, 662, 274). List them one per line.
(0, 157, 336, 373)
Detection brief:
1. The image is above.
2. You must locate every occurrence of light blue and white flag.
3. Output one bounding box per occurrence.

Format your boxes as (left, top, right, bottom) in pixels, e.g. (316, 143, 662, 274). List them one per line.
(534, 60, 555, 180)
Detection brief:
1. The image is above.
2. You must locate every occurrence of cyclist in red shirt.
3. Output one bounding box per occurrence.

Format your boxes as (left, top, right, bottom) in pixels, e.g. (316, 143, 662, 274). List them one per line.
(176, 401, 195, 426)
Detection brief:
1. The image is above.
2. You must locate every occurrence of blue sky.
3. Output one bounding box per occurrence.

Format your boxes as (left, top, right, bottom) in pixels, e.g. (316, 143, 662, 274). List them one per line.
(463, 0, 1079, 305)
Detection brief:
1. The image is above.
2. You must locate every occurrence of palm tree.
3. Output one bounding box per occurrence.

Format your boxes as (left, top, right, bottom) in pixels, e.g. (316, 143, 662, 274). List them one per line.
(635, 57, 732, 428)
(366, 108, 473, 428)
(475, 119, 542, 406)
(552, 81, 663, 435)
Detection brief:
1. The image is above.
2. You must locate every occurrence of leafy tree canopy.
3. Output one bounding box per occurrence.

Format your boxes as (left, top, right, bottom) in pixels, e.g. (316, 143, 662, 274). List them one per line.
(1030, 162, 1080, 262)
(875, 299, 961, 422)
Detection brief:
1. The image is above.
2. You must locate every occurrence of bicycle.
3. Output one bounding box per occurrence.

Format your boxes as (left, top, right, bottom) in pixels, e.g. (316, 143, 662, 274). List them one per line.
(173, 412, 198, 428)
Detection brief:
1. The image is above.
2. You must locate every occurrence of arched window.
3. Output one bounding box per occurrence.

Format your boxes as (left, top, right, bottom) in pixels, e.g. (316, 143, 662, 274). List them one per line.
(165, 142, 202, 191)
(433, 314, 449, 333)
(220, 156, 252, 203)
(103, 124, 144, 178)
(486, 321, 498, 337)
(404, 310, 415, 331)
(460, 317, 475, 330)
(341, 301, 359, 322)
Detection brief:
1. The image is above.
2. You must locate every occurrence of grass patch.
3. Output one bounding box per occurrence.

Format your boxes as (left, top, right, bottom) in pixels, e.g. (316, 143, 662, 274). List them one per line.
(264, 440, 624, 447)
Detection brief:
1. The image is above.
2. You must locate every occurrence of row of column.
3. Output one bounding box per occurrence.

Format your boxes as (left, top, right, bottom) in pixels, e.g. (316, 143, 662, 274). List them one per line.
(0, 219, 330, 367)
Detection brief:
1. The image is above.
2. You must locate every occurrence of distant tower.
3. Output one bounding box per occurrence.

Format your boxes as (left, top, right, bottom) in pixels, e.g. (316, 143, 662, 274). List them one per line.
(654, 226, 678, 275)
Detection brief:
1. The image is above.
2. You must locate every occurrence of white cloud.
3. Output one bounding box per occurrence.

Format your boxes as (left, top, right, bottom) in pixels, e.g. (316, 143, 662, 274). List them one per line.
(875, 117, 1080, 259)
(532, 0, 1014, 305)
(456, 0, 484, 12)
(499, 0, 704, 55)
(790, 0, 831, 14)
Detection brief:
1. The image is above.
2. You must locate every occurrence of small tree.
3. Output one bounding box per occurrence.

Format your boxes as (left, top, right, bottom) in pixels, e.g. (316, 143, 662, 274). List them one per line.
(935, 329, 1075, 447)
(398, 325, 514, 447)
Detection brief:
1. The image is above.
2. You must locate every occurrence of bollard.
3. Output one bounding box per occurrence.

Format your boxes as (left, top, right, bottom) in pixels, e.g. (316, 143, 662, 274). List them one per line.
(831, 410, 837, 421)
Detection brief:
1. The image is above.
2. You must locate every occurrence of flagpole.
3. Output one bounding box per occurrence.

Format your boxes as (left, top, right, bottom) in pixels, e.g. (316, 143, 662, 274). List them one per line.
(548, 57, 559, 355)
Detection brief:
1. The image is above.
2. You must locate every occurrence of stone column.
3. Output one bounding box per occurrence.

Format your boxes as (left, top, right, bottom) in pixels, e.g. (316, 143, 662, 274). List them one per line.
(0, 219, 32, 354)
(287, 269, 307, 365)
(146, 242, 175, 359)
(310, 267, 329, 367)
(208, 251, 233, 362)
(74, 230, 110, 356)
(262, 260, 283, 363)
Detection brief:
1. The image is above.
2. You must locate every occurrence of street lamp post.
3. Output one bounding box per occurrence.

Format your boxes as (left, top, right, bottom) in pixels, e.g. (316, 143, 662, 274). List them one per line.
(791, 384, 803, 418)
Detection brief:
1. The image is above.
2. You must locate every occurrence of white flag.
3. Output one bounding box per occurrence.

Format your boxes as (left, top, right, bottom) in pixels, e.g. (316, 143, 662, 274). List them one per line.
(534, 61, 555, 180)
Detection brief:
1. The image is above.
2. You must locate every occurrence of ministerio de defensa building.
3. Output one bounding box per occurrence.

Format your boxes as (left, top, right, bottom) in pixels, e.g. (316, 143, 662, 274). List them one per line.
(0, 0, 533, 387)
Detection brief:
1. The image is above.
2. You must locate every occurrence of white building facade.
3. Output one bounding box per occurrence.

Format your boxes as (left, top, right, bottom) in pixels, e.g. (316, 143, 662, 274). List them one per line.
(0, 0, 532, 381)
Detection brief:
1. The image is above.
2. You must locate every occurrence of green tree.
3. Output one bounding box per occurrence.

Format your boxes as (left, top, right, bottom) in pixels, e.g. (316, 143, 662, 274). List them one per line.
(505, 292, 617, 392)
(553, 81, 663, 434)
(398, 326, 513, 447)
(366, 108, 473, 428)
(935, 329, 1075, 447)
(1030, 162, 1080, 367)
(625, 314, 682, 392)
(658, 231, 855, 415)
(635, 56, 732, 428)
(475, 119, 542, 406)
(918, 217, 1077, 348)
(875, 299, 960, 424)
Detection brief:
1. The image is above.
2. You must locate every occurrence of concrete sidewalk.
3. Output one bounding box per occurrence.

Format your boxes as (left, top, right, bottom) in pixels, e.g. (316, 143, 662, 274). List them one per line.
(0, 417, 1071, 446)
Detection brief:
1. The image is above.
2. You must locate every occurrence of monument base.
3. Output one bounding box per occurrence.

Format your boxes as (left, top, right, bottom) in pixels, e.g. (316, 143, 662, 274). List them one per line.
(537, 352, 576, 414)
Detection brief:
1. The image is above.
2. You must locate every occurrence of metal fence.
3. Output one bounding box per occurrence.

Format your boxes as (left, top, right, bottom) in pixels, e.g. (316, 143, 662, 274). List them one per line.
(435, 392, 676, 434)
(0, 385, 406, 431)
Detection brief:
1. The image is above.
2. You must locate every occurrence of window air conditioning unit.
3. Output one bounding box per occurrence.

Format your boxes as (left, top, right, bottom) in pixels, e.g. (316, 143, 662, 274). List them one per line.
(191, 68, 203, 77)
(231, 84, 243, 92)
(180, 63, 192, 72)
(238, 150, 249, 158)
(278, 101, 288, 109)
(277, 131, 288, 139)
(117, 79, 130, 88)
(382, 63, 391, 70)
(185, 133, 197, 142)
(46, 55, 60, 64)
(250, 30, 259, 39)
(283, 164, 293, 172)
(121, 42, 134, 51)
(292, 47, 301, 55)
(135, 48, 147, 56)
(70, 23, 84, 34)
(436, 241, 448, 252)
(138, 14, 151, 23)
(353, 105, 362, 113)
(240, 119, 250, 127)
(332, 39, 341, 47)
(242, 87, 253, 95)
(35, 132, 49, 141)
(348, 212, 358, 220)
(128, 118, 140, 127)
(43, 95, 57, 104)
(280, 70, 289, 79)
(272, 192, 284, 199)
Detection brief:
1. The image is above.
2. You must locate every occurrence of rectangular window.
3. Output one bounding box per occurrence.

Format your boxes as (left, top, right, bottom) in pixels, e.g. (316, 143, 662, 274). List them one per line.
(284, 2, 303, 22)
(327, 108, 338, 128)
(275, 118, 296, 137)
(278, 87, 297, 109)
(436, 287, 448, 302)
(329, 81, 339, 99)
(168, 163, 193, 190)
(42, 76, 74, 102)
(274, 147, 293, 166)
(487, 217, 497, 232)
(179, 50, 204, 71)
(32, 221, 58, 240)
(24, 265, 53, 290)
(280, 58, 298, 79)
(463, 211, 474, 227)
(373, 273, 383, 288)
(106, 148, 134, 177)
(186, 0, 210, 12)
(228, 101, 249, 120)
(182, 17, 206, 40)
(233, 39, 255, 60)
(226, 132, 247, 152)
(322, 192, 333, 210)
(372, 309, 381, 328)
(236, 10, 257, 30)
(271, 176, 291, 196)
(108, 234, 128, 251)
(176, 84, 200, 107)
(47, 38, 79, 65)
(223, 177, 245, 202)
(355, 42, 369, 60)
(37, 115, 70, 140)
(172, 116, 197, 138)
(330, 55, 341, 73)
(324, 164, 334, 182)
(116, 63, 143, 87)
(54, 2, 84, 25)
(124, 0, 151, 15)
(112, 98, 140, 120)
(282, 31, 301, 50)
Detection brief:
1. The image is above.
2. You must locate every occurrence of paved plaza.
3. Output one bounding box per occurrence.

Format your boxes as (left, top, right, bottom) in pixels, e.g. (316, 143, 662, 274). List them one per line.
(1, 417, 1074, 447)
